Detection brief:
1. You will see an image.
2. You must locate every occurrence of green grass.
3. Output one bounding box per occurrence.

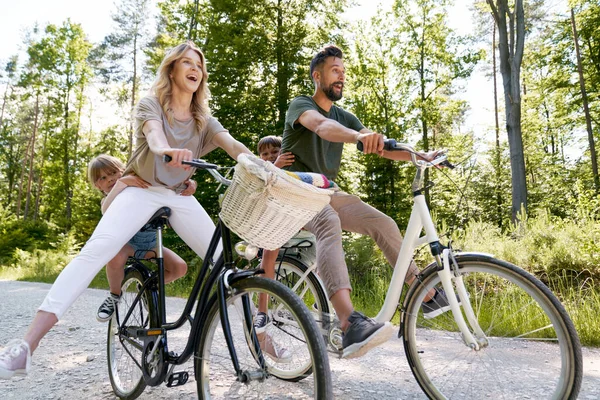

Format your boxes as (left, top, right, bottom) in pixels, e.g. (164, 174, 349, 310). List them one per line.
(0, 249, 198, 299)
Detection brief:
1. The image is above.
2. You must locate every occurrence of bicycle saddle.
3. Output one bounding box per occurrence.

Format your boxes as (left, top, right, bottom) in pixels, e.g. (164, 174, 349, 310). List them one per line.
(140, 207, 171, 231)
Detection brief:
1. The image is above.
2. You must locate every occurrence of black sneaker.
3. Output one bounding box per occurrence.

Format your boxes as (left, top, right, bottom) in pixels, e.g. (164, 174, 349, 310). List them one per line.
(342, 311, 393, 359)
(421, 289, 461, 319)
(97, 293, 121, 322)
(253, 312, 269, 334)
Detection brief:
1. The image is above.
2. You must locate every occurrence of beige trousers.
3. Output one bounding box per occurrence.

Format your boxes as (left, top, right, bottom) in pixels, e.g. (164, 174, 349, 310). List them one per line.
(304, 191, 417, 298)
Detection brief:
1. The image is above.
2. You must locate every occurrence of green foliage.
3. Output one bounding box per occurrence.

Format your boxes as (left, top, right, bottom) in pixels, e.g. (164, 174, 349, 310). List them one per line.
(454, 212, 600, 278)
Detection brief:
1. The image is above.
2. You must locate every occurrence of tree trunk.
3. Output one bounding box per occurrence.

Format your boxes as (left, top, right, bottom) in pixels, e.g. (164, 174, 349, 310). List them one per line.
(493, 19, 503, 228)
(24, 92, 40, 219)
(418, 18, 431, 205)
(0, 82, 9, 128)
(570, 8, 599, 192)
(129, 33, 138, 160)
(16, 134, 33, 218)
(62, 84, 72, 228)
(487, 0, 528, 221)
(275, 0, 288, 132)
(34, 127, 48, 221)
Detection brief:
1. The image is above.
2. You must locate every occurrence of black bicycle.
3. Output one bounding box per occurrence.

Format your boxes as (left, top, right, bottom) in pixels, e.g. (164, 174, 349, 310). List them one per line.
(105, 158, 332, 399)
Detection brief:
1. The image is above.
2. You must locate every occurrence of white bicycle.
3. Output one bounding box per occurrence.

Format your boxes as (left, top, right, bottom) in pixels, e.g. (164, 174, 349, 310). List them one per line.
(239, 139, 583, 399)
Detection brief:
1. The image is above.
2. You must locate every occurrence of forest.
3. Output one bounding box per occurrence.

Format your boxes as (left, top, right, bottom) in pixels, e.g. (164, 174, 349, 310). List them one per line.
(1, 0, 599, 344)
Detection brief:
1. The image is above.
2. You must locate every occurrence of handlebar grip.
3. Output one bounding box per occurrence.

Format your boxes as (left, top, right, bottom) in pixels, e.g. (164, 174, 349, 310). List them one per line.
(357, 138, 397, 152)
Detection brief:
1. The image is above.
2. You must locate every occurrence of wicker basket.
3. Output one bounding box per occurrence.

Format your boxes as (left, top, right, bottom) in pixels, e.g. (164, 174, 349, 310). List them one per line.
(219, 154, 333, 250)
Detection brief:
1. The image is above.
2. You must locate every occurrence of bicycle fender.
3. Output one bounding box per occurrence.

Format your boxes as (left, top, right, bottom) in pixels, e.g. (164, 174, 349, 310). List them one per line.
(125, 262, 153, 282)
(226, 269, 264, 286)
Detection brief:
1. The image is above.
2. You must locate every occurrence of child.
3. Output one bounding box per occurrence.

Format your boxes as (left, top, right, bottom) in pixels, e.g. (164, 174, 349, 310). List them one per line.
(257, 135, 295, 169)
(88, 154, 189, 322)
(253, 136, 297, 362)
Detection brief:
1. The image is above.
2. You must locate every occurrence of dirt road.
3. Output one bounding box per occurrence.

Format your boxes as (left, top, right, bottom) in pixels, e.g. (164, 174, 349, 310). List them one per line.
(1, 280, 598, 399)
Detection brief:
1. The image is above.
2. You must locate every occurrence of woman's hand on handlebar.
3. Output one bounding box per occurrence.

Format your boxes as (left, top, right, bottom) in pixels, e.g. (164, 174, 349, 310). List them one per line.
(163, 148, 193, 170)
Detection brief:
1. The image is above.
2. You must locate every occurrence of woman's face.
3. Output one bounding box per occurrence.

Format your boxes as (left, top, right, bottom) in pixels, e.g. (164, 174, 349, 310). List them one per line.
(95, 168, 122, 195)
(170, 49, 204, 94)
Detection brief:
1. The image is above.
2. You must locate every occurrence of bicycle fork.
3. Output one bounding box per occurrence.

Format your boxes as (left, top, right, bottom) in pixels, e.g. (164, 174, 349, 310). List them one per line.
(218, 269, 269, 383)
(437, 248, 488, 350)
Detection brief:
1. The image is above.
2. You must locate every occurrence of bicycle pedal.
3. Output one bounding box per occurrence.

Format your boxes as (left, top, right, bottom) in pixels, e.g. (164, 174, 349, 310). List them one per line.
(126, 327, 164, 337)
(166, 371, 189, 387)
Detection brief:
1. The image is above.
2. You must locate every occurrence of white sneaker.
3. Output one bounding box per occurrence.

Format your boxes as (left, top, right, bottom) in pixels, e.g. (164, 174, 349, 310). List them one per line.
(0, 339, 31, 379)
(258, 333, 292, 363)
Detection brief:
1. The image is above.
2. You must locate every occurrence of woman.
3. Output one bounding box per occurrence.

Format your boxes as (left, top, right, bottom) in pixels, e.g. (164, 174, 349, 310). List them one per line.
(0, 41, 253, 379)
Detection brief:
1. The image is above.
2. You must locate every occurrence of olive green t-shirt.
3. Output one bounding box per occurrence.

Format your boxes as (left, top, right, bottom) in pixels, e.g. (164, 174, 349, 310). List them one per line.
(281, 96, 364, 180)
(124, 96, 226, 193)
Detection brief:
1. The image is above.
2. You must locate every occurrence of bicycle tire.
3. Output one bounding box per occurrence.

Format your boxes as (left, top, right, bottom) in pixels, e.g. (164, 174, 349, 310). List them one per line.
(195, 276, 333, 399)
(274, 256, 330, 321)
(107, 265, 156, 400)
(402, 253, 582, 399)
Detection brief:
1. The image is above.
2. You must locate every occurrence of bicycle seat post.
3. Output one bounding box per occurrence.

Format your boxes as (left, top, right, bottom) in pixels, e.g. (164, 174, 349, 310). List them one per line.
(156, 224, 167, 325)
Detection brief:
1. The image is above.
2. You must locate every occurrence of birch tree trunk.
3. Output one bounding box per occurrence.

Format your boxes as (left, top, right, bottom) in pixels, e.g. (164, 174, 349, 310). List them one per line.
(487, 0, 528, 221)
(570, 8, 598, 192)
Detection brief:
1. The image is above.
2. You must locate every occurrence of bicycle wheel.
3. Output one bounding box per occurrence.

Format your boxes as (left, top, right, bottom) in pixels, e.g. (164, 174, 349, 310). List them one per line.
(274, 256, 330, 319)
(107, 266, 155, 400)
(195, 276, 332, 399)
(402, 253, 582, 399)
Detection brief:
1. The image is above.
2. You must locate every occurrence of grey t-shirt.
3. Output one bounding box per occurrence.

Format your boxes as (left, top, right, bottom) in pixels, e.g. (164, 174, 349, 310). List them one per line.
(125, 96, 225, 192)
(281, 96, 364, 180)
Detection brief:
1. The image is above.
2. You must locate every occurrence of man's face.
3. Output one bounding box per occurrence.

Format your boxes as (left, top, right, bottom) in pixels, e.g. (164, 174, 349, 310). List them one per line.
(317, 57, 345, 101)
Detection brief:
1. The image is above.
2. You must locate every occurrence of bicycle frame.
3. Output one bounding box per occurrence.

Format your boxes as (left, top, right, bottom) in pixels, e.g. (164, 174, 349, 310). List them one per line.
(116, 213, 265, 382)
(373, 147, 487, 350)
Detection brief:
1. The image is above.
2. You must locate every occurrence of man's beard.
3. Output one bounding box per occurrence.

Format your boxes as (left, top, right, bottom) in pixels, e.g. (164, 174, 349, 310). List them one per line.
(322, 82, 343, 101)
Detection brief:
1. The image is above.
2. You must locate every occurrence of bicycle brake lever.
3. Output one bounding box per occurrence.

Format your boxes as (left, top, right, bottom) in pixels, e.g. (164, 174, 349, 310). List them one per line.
(439, 160, 455, 169)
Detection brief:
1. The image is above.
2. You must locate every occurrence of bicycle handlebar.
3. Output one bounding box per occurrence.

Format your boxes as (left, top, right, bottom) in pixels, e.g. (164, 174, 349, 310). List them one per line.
(357, 139, 455, 169)
(163, 154, 232, 186)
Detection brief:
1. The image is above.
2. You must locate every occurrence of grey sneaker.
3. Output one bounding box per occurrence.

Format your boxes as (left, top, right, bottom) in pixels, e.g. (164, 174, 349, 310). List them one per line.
(97, 292, 121, 322)
(342, 311, 393, 359)
(0, 339, 31, 379)
(253, 312, 269, 334)
(421, 289, 461, 319)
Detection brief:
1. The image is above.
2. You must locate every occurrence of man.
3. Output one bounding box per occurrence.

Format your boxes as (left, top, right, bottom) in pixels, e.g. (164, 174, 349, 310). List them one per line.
(281, 45, 446, 359)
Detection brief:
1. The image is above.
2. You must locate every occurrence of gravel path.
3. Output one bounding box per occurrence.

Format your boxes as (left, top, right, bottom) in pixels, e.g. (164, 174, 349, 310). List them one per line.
(0, 280, 599, 399)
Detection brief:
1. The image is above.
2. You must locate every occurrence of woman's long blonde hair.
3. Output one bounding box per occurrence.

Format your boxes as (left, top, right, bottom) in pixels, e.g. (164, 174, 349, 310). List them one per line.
(152, 41, 211, 133)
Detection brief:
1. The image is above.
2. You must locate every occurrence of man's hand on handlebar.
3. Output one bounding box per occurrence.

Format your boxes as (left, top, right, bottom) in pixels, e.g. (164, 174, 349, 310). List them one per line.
(356, 132, 385, 155)
(417, 150, 442, 163)
(357, 138, 453, 168)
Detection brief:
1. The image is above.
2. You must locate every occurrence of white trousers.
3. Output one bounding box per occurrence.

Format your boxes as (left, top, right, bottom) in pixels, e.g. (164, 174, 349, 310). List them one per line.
(39, 186, 221, 319)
